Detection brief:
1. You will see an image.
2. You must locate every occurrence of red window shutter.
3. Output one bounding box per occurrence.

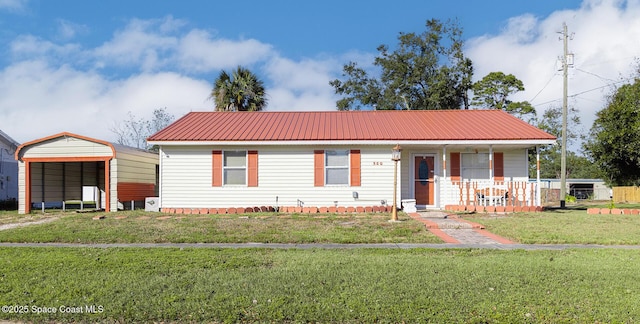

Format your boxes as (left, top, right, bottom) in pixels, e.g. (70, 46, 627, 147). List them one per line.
(248, 151, 258, 187)
(350, 150, 361, 186)
(494, 152, 504, 181)
(450, 153, 461, 181)
(314, 150, 324, 187)
(212, 150, 222, 187)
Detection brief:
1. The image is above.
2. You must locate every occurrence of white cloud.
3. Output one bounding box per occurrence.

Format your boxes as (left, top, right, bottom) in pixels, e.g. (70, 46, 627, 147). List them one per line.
(177, 29, 274, 73)
(467, 0, 640, 136)
(55, 19, 89, 40)
(6, 0, 638, 149)
(0, 60, 210, 143)
(93, 18, 180, 71)
(0, 0, 27, 12)
(10, 35, 83, 60)
(91, 16, 275, 73)
(264, 56, 341, 111)
(0, 14, 344, 143)
(502, 14, 540, 44)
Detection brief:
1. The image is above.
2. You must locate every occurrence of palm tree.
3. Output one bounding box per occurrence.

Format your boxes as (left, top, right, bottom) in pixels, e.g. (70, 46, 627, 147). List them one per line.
(211, 66, 267, 111)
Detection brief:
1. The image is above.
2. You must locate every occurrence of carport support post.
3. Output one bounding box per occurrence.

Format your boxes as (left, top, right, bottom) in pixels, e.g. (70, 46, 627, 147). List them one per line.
(103, 158, 110, 212)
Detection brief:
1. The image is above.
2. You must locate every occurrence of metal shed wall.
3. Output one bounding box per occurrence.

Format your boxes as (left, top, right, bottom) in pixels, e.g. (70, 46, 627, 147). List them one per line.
(112, 146, 159, 210)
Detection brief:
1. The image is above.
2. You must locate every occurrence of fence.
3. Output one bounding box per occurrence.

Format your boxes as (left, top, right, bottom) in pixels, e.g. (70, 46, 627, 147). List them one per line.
(613, 186, 640, 203)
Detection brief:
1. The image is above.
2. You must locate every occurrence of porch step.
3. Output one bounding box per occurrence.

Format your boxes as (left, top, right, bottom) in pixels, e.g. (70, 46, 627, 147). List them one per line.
(424, 218, 474, 229)
(417, 211, 477, 229)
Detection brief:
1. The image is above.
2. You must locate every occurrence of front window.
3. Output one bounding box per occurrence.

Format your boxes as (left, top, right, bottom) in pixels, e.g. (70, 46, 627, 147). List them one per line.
(462, 153, 490, 180)
(325, 150, 349, 185)
(223, 151, 246, 185)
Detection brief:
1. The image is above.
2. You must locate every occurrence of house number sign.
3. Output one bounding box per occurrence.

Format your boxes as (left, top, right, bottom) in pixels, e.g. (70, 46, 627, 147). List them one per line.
(373, 162, 384, 166)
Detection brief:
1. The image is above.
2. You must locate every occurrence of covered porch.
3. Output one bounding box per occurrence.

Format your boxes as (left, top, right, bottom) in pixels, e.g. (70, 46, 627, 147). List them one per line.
(398, 143, 547, 211)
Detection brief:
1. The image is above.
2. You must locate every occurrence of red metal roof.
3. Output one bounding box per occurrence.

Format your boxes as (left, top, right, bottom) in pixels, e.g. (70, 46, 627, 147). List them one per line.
(147, 110, 556, 142)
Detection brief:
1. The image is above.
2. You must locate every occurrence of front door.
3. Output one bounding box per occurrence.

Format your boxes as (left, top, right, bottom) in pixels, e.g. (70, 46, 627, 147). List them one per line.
(414, 156, 435, 206)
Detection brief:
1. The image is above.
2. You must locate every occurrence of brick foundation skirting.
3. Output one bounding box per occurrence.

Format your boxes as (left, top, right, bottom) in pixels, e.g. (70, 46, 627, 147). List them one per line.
(587, 208, 640, 215)
(160, 205, 393, 214)
(444, 205, 545, 213)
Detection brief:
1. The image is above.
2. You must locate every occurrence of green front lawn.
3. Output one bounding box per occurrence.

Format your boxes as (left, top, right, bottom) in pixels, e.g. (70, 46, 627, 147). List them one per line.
(1, 247, 639, 323)
(0, 210, 441, 244)
(4, 207, 640, 245)
(466, 208, 640, 245)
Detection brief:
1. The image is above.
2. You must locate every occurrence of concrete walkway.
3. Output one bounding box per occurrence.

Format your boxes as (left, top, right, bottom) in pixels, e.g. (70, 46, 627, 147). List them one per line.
(410, 211, 516, 245)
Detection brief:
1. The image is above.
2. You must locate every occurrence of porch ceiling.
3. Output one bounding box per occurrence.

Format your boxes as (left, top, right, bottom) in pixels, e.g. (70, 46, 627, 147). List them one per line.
(396, 143, 549, 151)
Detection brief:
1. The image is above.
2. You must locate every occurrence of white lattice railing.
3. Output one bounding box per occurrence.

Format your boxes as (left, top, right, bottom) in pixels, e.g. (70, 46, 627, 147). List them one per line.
(448, 180, 539, 207)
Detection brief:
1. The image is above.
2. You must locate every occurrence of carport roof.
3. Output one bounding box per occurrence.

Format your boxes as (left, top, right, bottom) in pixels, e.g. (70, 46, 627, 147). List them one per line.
(15, 132, 156, 161)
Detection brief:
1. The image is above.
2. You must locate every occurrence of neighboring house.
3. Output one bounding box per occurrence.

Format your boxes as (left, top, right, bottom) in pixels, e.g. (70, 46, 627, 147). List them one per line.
(15, 132, 159, 214)
(0, 129, 19, 204)
(147, 110, 556, 212)
(535, 178, 611, 202)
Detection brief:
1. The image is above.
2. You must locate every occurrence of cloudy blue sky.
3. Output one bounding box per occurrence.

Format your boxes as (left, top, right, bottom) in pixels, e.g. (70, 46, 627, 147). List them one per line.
(1, 0, 639, 145)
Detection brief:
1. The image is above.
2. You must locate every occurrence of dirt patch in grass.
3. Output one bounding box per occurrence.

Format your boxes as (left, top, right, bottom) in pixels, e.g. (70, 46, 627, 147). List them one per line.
(0, 217, 58, 231)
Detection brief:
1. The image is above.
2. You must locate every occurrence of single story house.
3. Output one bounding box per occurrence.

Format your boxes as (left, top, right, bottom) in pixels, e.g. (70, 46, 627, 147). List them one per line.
(0, 129, 19, 205)
(15, 132, 159, 214)
(147, 110, 556, 212)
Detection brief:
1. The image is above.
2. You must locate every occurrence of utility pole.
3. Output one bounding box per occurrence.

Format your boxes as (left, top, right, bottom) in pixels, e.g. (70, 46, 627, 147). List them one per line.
(559, 22, 572, 208)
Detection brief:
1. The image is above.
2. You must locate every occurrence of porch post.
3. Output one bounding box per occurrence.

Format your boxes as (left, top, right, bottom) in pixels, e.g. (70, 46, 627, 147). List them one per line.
(536, 146, 541, 206)
(442, 146, 447, 206)
(489, 145, 494, 206)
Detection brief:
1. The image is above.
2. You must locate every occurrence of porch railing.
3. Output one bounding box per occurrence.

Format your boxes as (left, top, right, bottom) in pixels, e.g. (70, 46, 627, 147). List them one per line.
(450, 180, 538, 207)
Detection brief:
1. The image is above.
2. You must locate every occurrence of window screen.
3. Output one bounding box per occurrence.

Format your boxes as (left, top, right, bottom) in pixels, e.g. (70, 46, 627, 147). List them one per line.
(461, 153, 490, 180)
(325, 150, 349, 185)
(223, 151, 246, 185)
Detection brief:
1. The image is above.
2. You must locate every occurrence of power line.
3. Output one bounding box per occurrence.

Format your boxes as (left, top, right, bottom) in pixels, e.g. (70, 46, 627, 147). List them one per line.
(575, 68, 618, 84)
(531, 78, 630, 108)
(528, 72, 559, 103)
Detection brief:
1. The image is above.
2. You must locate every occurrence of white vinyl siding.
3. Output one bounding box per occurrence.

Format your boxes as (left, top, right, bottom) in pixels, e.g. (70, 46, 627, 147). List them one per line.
(159, 146, 395, 208)
(503, 150, 530, 181)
